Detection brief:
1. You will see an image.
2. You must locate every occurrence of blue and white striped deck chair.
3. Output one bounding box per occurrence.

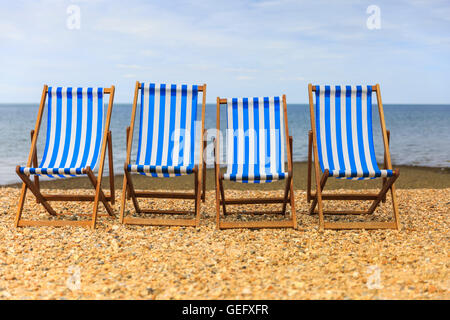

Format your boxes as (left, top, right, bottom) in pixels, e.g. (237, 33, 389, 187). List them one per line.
(15, 85, 116, 229)
(121, 82, 207, 227)
(308, 84, 400, 230)
(215, 95, 297, 230)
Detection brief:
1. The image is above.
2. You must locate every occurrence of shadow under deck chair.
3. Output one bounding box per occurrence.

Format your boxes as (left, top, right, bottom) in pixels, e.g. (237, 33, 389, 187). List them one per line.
(120, 82, 206, 227)
(214, 95, 297, 229)
(307, 84, 400, 230)
(15, 85, 116, 229)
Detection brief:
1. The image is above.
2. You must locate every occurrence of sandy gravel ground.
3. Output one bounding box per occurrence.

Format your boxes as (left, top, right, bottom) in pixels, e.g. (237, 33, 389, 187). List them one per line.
(0, 187, 448, 300)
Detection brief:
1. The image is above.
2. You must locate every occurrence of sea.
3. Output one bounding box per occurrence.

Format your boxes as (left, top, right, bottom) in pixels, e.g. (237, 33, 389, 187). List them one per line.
(1, 103, 449, 185)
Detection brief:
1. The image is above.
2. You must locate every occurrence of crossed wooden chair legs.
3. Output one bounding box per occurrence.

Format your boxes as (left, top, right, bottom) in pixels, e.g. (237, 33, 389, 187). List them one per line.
(215, 173, 297, 230)
(15, 132, 400, 231)
(119, 164, 206, 227)
(306, 131, 401, 231)
(307, 168, 400, 230)
(120, 139, 207, 227)
(214, 137, 297, 230)
(14, 131, 116, 229)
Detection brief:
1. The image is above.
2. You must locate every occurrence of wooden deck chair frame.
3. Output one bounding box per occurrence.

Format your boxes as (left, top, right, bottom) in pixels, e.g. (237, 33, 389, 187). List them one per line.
(120, 81, 207, 227)
(214, 95, 297, 230)
(15, 85, 116, 229)
(307, 83, 400, 231)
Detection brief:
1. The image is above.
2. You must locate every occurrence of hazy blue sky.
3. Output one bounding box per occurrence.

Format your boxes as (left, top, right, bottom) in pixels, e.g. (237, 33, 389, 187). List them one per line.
(0, 0, 449, 103)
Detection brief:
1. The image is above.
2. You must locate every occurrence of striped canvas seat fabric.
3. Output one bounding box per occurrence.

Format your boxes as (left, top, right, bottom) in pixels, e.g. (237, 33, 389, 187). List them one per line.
(20, 87, 105, 178)
(314, 85, 393, 179)
(127, 83, 198, 177)
(223, 97, 288, 183)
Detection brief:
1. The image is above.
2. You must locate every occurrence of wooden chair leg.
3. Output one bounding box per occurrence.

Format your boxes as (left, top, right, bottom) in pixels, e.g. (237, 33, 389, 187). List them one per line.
(202, 138, 207, 203)
(289, 175, 297, 229)
(91, 193, 100, 230)
(194, 168, 201, 226)
(367, 171, 399, 214)
(107, 131, 115, 205)
(126, 186, 131, 200)
(309, 170, 328, 215)
(30, 130, 40, 203)
(16, 166, 57, 216)
(86, 167, 115, 217)
(390, 184, 401, 230)
(281, 175, 291, 215)
(285, 135, 297, 228)
(307, 130, 312, 202)
(213, 139, 221, 229)
(125, 127, 131, 201)
(218, 175, 227, 215)
(120, 168, 128, 224)
(314, 167, 327, 231)
(14, 183, 28, 227)
(124, 166, 141, 213)
(282, 135, 293, 215)
(363, 170, 401, 230)
(382, 130, 390, 203)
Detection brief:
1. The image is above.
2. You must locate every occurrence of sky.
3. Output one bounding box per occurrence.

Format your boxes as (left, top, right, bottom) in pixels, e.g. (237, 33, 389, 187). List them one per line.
(0, 0, 449, 103)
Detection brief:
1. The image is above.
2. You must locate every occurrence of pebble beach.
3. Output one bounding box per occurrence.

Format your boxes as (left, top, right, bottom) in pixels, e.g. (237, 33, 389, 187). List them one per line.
(0, 165, 449, 300)
(2, 0, 450, 304)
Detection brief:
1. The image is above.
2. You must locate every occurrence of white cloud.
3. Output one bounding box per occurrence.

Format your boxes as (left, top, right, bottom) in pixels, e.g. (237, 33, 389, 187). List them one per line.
(116, 64, 147, 70)
(251, 0, 283, 8)
(279, 76, 305, 81)
(0, 22, 24, 40)
(236, 75, 255, 80)
(139, 49, 160, 57)
(0, 0, 449, 103)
